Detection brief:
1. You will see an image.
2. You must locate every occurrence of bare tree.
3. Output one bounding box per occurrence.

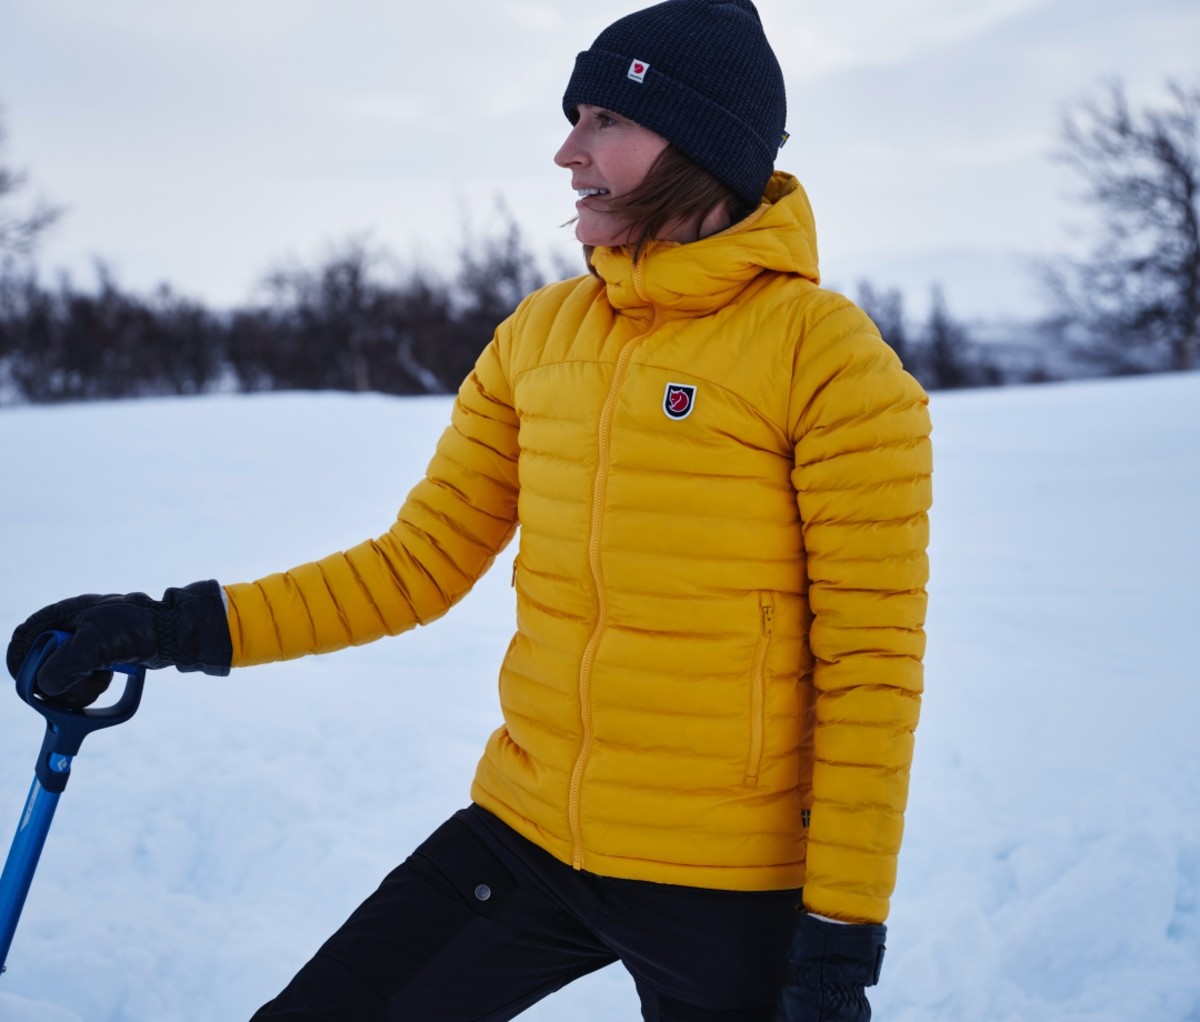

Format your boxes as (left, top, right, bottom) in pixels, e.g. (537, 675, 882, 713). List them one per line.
(857, 280, 911, 366)
(1046, 78, 1200, 373)
(0, 111, 61, 267)
(917, 285, 1001, 390)
(2, 263, 226, 403)
(232, 239, 429, 395)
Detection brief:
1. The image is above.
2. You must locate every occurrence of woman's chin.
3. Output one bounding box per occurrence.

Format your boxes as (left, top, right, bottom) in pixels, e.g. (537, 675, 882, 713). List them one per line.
(573, 213, 630, 248)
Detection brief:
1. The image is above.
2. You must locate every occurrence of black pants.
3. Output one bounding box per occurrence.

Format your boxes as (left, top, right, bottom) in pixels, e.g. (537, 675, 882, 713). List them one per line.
(253, 805, 802, 1021)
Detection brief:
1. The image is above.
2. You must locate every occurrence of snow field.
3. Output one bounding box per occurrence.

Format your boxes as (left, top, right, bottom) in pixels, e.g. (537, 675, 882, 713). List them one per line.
(0, 374, 1197, 1020)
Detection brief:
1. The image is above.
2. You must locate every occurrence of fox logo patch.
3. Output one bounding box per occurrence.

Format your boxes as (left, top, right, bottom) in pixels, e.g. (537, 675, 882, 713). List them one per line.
(663, 383, 696, 420)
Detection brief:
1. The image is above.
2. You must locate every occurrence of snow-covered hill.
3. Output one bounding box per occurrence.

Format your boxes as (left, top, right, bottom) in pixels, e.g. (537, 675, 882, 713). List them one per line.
(1, 374, 1198, 1020)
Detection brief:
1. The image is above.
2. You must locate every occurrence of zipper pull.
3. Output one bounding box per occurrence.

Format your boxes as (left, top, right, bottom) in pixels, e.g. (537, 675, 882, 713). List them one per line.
(761, 603, 774, 635)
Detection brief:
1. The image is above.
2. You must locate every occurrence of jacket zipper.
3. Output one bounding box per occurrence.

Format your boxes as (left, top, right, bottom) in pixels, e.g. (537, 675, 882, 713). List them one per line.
(745, 593, 774, 787)
(568, 267, 660, 870)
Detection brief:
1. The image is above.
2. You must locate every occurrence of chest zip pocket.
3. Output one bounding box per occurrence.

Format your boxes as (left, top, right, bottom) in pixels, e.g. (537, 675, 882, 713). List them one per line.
(745, 593, 774, 787)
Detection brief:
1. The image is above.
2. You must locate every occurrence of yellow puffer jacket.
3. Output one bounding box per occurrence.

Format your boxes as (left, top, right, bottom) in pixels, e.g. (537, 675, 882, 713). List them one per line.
(225, 172, 931, 924)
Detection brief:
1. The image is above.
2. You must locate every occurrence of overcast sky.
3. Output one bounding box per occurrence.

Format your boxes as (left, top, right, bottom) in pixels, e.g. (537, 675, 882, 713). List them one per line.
(2, 0, 1198, 321)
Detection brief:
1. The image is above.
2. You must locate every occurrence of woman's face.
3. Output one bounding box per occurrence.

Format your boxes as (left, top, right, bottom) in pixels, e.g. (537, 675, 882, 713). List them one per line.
(554, 104, 669, 247)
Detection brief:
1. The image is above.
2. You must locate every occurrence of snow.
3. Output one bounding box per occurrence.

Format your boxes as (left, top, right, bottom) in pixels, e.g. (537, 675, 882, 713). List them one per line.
(1, 374, 1198, 1020)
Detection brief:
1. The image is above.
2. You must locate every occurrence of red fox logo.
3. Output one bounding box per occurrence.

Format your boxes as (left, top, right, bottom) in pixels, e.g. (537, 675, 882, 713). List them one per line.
(663, 383, 696, 420)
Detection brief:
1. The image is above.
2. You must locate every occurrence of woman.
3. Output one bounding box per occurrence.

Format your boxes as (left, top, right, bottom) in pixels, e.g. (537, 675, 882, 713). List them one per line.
(6, 1, 931, 1019)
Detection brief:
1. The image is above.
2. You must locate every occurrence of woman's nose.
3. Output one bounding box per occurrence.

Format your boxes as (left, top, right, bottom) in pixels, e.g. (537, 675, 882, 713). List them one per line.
(554, 123, 587, 168)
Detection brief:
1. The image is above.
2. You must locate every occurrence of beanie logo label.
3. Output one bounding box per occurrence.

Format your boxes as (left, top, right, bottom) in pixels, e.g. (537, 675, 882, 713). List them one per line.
(663, 383, 696, 420)
(627, 59, 649, 84)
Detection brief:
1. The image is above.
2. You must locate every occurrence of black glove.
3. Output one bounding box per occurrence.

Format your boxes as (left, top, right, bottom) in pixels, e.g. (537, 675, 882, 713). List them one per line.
(6, 580, 232, 709)
(777, 913, 886, 1022)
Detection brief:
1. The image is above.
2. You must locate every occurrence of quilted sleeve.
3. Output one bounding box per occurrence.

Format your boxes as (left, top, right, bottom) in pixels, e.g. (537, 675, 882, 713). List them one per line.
(224, 328, 520, 667)
(788, 293, 932, 924)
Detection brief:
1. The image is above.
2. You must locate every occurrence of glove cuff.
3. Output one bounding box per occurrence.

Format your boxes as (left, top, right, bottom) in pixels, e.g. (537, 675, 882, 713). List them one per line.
(155, 580, 233, 676)
(791, 912, 887, 987)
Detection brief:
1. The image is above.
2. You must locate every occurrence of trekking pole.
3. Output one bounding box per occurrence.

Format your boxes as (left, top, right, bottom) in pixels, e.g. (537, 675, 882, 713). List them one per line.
(0, 630, 145, 975)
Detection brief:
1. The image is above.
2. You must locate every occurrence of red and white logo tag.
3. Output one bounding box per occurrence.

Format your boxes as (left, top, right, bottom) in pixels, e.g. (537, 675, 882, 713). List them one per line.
(663, 383, 696, 420)
(627, 58, 649, 84)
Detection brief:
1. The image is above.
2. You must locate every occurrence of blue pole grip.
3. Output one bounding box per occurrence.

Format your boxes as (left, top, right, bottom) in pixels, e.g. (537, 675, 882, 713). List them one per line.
(0, 631, 145, 976)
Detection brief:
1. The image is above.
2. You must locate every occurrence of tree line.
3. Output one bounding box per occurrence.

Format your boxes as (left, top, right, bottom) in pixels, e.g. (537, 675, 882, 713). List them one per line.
(1, 77, 1196, 404)
(0, 226, 549, 404)
(0, 230, 1023, 403)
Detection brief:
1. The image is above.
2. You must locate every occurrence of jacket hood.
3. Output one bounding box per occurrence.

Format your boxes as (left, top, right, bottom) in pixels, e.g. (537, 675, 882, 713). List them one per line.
(589, 171, 820, 316)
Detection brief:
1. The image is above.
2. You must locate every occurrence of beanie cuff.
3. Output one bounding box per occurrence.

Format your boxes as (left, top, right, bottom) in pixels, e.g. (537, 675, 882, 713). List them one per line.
(564, 47, 776, 207)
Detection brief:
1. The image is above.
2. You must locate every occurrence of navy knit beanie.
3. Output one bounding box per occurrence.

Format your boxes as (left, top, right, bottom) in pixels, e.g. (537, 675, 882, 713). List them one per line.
(562, 0, 788, 208)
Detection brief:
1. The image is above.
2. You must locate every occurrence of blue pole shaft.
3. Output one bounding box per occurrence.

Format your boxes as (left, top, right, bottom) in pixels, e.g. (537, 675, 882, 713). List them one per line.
(0, 759, 68, 974)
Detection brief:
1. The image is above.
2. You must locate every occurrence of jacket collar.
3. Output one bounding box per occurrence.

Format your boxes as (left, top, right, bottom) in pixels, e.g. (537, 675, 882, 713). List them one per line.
(588, 172, 821, 318)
